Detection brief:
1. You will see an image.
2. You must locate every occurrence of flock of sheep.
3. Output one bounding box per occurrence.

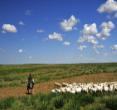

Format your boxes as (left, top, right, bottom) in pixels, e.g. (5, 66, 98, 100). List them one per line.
(52, 82, 117, 94)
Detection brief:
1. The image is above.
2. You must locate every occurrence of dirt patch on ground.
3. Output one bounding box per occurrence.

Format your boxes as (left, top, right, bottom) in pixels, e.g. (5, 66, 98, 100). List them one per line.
(0, 73, 117, 99)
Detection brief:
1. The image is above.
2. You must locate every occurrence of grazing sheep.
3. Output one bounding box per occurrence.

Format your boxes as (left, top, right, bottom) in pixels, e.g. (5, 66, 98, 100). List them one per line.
(52, 82, 117, 94)
(62, 82, 69, 87)
(54, 82, 62, 88)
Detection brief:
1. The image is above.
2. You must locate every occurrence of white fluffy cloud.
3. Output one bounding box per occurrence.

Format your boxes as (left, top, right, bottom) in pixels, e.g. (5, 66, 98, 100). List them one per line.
(78, 45, 87, 51)
(18, 49, 23, 53)
(2, 24, 17, 33)
(97, 0, 117, 13)
(78, 36, 98, 44)
(82, 23, 98, 35)
(96, 21, 115, 40)
(78, 23, 98, 45)
(48, 32, 63, 41)
(19, 21, 24, 25)
(60, 15, 79, 31)
(111, 44, 117, 50)
(63, 41, 71, 46)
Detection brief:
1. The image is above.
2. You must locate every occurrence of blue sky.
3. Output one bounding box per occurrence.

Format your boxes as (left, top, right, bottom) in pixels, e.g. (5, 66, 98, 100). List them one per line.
(0, 0, 117, 64)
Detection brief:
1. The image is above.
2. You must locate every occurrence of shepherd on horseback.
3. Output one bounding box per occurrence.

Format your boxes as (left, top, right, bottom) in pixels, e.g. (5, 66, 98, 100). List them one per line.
(27, 73, 35, 94)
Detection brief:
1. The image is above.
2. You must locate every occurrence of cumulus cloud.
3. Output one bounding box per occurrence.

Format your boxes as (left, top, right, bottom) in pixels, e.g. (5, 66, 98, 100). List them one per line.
(18, 49, 23, 53)
(97, 0, 117, 13)
(111, 44, 117, 50)
(37, 29, 44, 33)
(2, 24, 17, 33)
(48, 32, 63, 41)
(19, 21, 24, 25)
(63, 41, 71, 46)
(60, 15, 79, 31)
(96, 21, 115, 40)
(82, 23, 98, 35)
(78, 45, 87, 51)
(79, 36, 98, 45)
(78, 23, 98, 45)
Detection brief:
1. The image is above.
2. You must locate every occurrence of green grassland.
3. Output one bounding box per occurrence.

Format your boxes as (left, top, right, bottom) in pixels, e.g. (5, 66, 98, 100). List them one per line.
(0, 92, 117, 110)
(0, 63, 117, 110)
(0, 63, 117, 87)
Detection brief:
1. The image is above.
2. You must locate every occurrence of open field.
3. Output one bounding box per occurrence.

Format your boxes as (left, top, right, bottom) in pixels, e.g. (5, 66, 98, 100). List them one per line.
(0, 63, 117, 110)
(0, 63, 117, 88)
(0, 73, 117, 99)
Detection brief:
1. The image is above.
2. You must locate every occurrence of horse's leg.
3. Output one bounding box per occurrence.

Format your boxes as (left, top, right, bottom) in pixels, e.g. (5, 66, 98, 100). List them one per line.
(29, 89, 31, 94)
(28, 88, 30, 94)
(32, 85, 34, 93)
(30, 85, 34, 94)
(32, 88, 33, 94)
(31, 88, 33, 94)
(30, 88, 32, 94)
(27, 88, 28, 94)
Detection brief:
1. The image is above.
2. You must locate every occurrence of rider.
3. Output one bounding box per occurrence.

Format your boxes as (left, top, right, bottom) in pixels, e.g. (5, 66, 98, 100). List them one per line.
(27, 73, 35, 94)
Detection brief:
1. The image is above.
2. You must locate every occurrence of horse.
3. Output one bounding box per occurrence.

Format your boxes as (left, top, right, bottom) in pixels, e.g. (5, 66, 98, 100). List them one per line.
(27, 79, 34, 94)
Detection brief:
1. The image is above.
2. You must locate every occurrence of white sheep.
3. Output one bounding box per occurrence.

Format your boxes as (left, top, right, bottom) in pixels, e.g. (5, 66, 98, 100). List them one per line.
(51, 81, 117, 94)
